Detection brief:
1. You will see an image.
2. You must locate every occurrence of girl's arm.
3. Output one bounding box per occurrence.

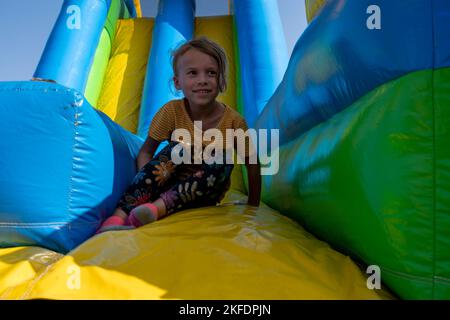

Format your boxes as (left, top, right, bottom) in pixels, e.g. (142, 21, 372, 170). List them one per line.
(136, 137, 161, 171)
(245, 158, 261, 207)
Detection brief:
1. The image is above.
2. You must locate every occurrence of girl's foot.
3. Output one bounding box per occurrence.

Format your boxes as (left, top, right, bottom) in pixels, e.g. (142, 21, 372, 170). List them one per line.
(97, 215, 135, 234)
(128, 203, 160, 227)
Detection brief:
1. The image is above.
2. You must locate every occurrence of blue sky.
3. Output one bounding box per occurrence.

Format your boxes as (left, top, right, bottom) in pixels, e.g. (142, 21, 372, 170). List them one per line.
(0, 0, 307, 81)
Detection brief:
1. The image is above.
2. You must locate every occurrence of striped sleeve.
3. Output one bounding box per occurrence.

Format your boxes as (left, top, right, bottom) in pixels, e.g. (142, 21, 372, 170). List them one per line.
(148, 102, 175, 141)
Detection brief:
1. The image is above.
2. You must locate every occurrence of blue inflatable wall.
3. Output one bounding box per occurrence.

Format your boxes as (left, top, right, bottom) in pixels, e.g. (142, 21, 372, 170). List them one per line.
(256, 0, 450, 145)
(0, 81, 142, 253)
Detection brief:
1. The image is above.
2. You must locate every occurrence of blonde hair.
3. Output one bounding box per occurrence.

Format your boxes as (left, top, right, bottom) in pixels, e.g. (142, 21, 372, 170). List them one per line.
(172, 37, 228, 93)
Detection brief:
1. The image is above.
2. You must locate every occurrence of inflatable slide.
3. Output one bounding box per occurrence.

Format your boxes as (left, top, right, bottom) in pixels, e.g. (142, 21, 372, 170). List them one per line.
(0, 0, 448, 299)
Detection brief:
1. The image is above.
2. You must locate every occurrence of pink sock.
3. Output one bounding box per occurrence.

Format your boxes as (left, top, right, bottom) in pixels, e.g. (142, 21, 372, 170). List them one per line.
(96, 215, 127, 234)
(129, 203, 159, 227)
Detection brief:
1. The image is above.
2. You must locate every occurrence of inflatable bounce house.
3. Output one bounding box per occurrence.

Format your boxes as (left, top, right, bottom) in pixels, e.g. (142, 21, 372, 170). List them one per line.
(0, 0, 448, 300)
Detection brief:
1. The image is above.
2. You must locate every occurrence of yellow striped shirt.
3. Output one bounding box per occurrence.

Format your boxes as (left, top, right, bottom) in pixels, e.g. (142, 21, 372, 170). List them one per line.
(149, 99, 255, 159)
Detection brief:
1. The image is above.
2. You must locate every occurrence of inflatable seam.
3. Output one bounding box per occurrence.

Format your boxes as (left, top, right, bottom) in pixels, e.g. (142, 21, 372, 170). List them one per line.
(67, 92, 84, 251)
(0, 87, 74, 95)
(0, 222, 66, 227)
(434, 276, 450, 285)
(19, 263, 56, 300)
(378, 264, 434, 285)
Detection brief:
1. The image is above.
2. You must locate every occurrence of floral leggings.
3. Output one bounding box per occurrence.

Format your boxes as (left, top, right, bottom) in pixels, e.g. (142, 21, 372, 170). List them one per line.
(117, 141, 234, 216)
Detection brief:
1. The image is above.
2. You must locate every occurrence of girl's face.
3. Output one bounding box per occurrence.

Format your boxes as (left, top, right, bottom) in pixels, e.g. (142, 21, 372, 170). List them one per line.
(173, 48, 220, 109)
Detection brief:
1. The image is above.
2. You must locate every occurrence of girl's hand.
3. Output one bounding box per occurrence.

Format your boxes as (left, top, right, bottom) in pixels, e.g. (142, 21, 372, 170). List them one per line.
(137, 137, 161, 171)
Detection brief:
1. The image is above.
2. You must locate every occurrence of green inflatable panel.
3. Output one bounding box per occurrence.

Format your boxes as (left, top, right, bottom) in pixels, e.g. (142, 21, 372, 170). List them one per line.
(261, 68, 450, 299)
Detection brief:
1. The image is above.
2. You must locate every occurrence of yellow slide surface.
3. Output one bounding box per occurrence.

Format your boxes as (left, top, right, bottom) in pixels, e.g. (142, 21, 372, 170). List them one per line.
(0, 191, 392, 299)
(96, 18, 154, 134)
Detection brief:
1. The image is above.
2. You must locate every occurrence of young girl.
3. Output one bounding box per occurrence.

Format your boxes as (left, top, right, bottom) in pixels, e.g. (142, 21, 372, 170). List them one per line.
(98, 37, 261, 233)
